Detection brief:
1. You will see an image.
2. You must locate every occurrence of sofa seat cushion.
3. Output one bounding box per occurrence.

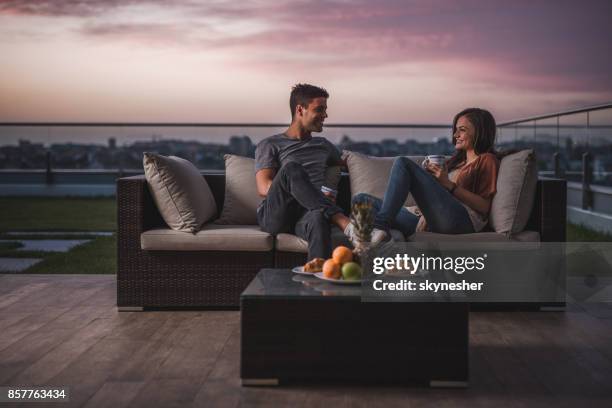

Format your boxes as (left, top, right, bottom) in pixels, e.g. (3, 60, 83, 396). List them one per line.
(141, 225, 273, 251)
(408, 230, 540, 243)
(276, 227, 406, 253)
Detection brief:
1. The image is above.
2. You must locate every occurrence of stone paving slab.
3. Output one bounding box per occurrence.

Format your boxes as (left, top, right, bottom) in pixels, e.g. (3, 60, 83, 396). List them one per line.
(0, 258, 42, 273)
(0, 239, 90, 252)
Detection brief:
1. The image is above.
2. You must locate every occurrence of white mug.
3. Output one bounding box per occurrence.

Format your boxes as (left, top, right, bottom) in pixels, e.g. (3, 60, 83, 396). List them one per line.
(321, 185, 337, 199)
(422, 155, 446, 168)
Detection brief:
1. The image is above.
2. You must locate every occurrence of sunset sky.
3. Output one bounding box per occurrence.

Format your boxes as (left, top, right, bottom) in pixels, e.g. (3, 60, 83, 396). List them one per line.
(1, 0, 611, 124)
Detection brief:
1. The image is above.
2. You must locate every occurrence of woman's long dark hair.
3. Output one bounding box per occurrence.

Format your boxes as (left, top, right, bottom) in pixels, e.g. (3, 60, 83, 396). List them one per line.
(446, 108, 497, 172)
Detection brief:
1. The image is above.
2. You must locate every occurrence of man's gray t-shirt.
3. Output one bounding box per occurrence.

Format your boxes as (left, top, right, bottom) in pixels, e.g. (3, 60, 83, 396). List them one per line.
(255, 133, 341, 189)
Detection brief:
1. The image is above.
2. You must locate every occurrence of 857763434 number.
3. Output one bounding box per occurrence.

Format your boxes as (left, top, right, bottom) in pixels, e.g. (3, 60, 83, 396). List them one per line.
(1, 387, 69, 402)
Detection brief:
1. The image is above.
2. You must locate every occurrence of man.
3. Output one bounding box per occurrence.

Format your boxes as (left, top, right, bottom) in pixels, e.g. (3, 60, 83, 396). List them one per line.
(255, 83, 356, 261)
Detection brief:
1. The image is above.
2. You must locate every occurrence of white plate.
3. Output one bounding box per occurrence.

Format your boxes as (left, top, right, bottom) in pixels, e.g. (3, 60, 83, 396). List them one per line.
(292, 266, 318, 276)
(314, 272, 361, 285)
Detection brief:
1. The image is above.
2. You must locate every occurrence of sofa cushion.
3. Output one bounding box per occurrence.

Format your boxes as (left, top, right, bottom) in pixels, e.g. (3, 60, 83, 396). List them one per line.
(141, 225, 273, 251)
(143, 153, 217, 233)
(343, 150, 425, 207)
(215, 154, 343, 225)
(276, 227, 406, 253)
(490, 150, 538, 235)
(215, 155, 262, 225)
(408, 230, 540, 243)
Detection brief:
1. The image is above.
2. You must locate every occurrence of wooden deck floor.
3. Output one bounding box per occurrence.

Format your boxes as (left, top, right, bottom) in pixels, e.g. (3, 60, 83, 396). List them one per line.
(1, 274, 611, 408)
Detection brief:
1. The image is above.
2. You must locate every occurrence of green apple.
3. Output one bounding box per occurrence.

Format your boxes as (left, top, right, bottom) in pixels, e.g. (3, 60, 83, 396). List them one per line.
(341, 262, 362, 280)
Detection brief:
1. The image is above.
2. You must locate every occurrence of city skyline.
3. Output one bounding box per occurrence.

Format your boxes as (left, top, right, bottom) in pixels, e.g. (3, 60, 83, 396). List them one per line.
(1, 0, 612, 128)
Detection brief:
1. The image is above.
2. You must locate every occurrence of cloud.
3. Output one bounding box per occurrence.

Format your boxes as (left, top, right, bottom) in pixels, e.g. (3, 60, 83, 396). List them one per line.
(0, 0, 117, 17)
(0, 0, 167, 17)
(2, 0, 612, 94)
(79, 22, 195, 46)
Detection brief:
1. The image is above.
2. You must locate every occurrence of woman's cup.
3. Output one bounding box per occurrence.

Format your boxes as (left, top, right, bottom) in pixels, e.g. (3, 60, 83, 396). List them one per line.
(422, 155, 446, 169)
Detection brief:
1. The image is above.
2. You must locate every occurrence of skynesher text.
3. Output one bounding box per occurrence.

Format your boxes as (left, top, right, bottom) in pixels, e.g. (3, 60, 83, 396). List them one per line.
(372, 279, 484, 292)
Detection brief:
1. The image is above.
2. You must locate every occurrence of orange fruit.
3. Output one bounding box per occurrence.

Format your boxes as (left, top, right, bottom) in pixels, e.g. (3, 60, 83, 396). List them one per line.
(322, 259, 341, 280)
(332, 246, 353, 265)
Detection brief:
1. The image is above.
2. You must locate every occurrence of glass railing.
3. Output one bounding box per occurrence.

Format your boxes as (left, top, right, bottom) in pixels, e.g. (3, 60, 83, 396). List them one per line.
(0, 122, 456, 171)
(2, 104, 611, 190)
(497, 103, 612, 187)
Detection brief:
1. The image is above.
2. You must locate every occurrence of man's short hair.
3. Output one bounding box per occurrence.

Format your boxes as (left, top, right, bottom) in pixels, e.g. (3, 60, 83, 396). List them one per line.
(290, 83, 329, 119)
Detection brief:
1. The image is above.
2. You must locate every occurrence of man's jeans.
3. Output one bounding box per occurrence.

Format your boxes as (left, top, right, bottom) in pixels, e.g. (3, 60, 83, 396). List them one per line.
(257, 161, 343, 260)
(353, 157, 473, 236)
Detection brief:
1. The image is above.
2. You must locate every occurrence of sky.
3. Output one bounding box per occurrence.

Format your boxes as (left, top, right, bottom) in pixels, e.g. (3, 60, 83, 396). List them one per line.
(1, 0, 611, 125)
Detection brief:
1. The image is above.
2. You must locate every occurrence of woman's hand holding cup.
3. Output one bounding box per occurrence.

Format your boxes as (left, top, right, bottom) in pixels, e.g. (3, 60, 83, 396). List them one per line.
(424, 155, 452, 189)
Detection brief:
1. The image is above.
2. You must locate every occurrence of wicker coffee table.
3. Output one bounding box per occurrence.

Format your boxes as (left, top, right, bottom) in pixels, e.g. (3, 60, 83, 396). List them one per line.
(240, 269, 469, 387)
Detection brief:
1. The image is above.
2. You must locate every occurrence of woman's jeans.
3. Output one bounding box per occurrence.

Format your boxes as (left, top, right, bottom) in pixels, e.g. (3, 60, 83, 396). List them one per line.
(352, 157, 474, 237)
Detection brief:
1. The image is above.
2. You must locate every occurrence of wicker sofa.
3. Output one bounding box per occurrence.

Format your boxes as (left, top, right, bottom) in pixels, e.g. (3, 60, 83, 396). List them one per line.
(117, 170, 566, 310)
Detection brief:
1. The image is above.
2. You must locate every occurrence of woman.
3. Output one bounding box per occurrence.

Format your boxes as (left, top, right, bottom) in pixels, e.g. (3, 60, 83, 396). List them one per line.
(345, 107, 500, 244)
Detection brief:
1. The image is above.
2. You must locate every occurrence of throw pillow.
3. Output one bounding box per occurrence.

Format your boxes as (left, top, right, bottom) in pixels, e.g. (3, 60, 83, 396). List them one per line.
(342, 150, 425, 207)
(215, 155, 262, 225)
(489, 149, 538, 235)
(143, 153, 217, 233)
(215, 155, 343, 225)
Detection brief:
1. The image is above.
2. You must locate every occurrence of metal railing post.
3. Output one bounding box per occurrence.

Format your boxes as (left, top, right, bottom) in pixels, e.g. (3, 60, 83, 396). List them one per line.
(118, 147, 124, 179)
(553, 152, 561, 178)
(582, 152, 592, 209)
(514, 124, 518, 144)
(45, 150, 53, 184)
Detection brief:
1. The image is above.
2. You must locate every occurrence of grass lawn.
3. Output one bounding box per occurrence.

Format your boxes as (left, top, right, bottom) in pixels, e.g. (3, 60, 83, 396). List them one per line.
(0, 197, 116, 232)
(0, 197, 116, 273)
(0, 241, 23, 251)
(23, 236, 116, 274)
(567, 223, 612, 242)
(0, 236, 116, 274)
(565, 224, 612, 277)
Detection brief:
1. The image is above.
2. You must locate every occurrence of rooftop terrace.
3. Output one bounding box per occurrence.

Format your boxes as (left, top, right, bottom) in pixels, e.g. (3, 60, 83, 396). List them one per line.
(1, 274, 612, 407)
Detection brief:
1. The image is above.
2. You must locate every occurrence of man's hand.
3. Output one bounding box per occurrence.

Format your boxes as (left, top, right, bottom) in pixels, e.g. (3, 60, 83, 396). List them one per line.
(255, 168, 276, 197)
(425, 162, 452, 190)
(322, 191, 336, 203)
